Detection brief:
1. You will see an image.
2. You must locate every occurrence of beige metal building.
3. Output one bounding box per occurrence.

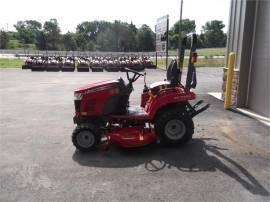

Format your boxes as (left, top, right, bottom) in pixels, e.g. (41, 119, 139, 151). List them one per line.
(223, 0, 270, 119)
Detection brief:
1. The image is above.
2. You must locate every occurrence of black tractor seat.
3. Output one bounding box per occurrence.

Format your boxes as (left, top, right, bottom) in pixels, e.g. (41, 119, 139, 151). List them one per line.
(149, 60, 180, 95)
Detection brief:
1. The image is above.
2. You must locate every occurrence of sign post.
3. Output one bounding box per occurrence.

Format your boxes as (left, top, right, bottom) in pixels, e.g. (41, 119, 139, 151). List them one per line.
(178, 0, 184, 82)
(156, 15, 169, 69)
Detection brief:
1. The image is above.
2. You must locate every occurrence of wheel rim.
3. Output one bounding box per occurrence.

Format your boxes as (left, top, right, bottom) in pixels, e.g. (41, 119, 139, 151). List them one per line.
(164, 119, 186, 140)
(76, 130, 95, 148)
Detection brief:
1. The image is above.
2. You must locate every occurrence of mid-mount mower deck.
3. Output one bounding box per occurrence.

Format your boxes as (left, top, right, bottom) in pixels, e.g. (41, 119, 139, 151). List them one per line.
(72, 33, 209, 152)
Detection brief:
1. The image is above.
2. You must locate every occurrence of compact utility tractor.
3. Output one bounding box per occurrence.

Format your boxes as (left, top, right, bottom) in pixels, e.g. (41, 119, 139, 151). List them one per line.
(72, 33, 209, 152)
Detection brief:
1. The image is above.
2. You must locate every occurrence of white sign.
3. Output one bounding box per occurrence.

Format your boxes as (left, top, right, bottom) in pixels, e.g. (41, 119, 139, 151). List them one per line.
(156, 15, 169, 53)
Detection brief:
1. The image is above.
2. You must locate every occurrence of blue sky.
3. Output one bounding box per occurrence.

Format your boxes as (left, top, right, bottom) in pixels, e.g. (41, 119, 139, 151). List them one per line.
(0, 0, 230, 33)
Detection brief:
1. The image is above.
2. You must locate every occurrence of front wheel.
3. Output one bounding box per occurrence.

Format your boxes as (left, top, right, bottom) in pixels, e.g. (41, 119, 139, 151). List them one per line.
(72, 125, 101, 152)
(154, 108, 194, 145)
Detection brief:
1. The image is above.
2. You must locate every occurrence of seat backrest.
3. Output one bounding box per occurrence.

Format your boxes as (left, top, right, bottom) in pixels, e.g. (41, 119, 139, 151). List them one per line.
(166, 59, 179, 86)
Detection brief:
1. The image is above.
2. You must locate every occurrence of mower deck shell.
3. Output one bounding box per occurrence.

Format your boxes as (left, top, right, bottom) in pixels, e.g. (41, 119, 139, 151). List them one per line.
(106, 126, 156, 148)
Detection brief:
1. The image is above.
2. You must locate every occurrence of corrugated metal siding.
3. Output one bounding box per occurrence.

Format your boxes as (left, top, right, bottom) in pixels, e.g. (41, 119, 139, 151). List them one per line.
(227, 0, 269, 117)
(247, 0, 270, 117)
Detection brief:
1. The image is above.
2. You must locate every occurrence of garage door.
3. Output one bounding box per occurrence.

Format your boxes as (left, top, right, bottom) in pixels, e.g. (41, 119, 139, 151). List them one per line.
(248, 0, 270, 118)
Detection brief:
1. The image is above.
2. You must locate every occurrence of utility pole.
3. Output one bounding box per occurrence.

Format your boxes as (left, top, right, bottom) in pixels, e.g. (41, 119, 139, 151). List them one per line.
(178, 0, 184, 82)
(166, 16, 169, 70)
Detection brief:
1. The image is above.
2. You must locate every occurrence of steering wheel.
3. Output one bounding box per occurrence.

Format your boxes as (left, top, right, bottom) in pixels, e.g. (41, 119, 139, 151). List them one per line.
(123, 68, 145, 83)
(124, 67, 144, 76)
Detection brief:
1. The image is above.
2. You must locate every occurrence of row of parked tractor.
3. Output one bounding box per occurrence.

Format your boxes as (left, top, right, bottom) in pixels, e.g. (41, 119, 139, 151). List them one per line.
(22, 56, 156, 72)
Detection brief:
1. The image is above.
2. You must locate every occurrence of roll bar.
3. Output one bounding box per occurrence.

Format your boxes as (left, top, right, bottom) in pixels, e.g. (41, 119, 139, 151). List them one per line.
(178, 33, 198, 92)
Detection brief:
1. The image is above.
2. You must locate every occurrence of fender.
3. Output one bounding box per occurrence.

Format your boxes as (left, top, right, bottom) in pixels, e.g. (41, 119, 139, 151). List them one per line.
(145, 88, 196, 119)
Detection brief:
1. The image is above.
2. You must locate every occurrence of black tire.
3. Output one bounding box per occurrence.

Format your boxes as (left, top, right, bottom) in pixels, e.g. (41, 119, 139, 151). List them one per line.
(72, 124, 101, 152)
(91, 67, 103, 72)
(154, 108, 194, 145)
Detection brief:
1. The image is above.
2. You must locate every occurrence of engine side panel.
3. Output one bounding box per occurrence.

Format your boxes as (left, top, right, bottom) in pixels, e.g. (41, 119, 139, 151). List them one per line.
(79, 84, 120, 116)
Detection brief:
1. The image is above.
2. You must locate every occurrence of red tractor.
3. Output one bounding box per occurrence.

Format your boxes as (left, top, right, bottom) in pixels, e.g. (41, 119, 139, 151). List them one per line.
(72, 33, 209, 152)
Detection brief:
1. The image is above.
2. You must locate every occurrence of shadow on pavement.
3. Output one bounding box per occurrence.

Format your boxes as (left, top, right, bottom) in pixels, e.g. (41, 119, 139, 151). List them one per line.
(72, 138, 269, 196)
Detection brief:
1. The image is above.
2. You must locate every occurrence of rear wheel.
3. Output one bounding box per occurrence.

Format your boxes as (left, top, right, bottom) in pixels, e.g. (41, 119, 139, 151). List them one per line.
(72, 124, 101, 152)
(154, 108, 194, 145)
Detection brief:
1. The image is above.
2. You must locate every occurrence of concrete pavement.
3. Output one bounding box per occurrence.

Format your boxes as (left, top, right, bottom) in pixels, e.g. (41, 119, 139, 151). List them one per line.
(0, 68, 269, 201)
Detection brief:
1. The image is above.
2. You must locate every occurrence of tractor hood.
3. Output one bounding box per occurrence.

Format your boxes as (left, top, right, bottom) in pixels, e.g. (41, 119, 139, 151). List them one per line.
(74, 80, 119, 94)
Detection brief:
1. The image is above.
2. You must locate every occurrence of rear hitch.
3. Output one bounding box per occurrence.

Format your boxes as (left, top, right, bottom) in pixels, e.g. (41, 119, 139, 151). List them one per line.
(193, 100, 204, 109)
(187, 100, 210, 117)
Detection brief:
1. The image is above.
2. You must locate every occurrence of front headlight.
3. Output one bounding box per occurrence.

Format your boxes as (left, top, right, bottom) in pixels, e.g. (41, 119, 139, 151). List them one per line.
(74, 92, 83, 100)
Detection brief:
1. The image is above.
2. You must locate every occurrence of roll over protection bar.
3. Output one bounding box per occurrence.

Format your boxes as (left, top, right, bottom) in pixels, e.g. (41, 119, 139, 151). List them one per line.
(178, 33, 198, 92)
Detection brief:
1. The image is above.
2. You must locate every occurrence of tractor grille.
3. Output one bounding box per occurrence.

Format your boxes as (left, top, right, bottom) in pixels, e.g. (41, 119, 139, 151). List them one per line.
(74, 100, 81, 113)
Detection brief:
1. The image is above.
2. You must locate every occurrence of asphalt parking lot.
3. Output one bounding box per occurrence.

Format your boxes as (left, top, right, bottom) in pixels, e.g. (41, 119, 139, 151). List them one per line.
(0, 68, 269, 201)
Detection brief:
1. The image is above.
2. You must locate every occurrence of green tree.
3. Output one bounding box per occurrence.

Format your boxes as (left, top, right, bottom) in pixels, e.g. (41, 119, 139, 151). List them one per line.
(129, 22, 137, 34)
(96, 28, 116, 51)
(95, 21, 137, 51)
(75, 33, 95, 51)
(197, 33, 205, 48)
(136, 24, 155, 51)
(43, 19, 61, 50)
(14, 20, 42, 44)
(62, 32, 77, 51)
(0, 30, 9, 49)
(35, 31, 47, 50)
(76, 20, 112, 51)
(76, 21, 111, 42)
(112, 21, 137, 51)
(120, 22, 137, 51)
(169, 19, 196, 49)
(170, 19, 196, 35)
(86, 41, 95, 51)
(201, 20, 226, 47)
(168, 34, 179, 50)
